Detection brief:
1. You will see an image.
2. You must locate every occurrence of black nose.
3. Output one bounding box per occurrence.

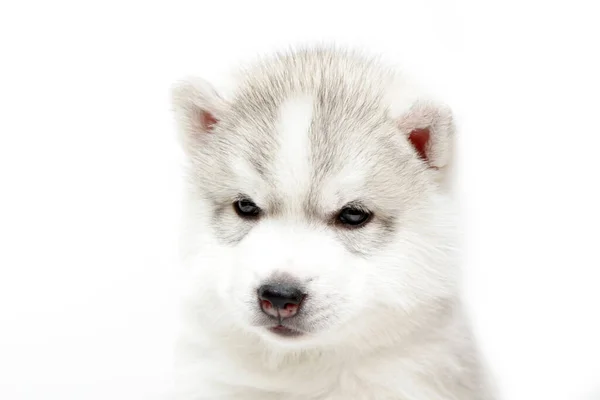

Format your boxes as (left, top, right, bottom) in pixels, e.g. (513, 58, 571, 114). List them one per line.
(258, 283, 305, 310)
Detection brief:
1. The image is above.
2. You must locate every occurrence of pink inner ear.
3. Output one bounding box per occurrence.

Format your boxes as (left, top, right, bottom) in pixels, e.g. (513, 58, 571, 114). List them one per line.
(408, 128, 430, 162)
(199, 110, 218, 132)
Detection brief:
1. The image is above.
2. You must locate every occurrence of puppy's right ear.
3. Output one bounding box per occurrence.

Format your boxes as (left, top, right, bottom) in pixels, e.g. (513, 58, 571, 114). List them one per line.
(171, 78, 226, 152)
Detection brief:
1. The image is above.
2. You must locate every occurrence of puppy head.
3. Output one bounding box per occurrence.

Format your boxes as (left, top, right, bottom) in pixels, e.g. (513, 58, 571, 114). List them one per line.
(172, 49, 458, 350)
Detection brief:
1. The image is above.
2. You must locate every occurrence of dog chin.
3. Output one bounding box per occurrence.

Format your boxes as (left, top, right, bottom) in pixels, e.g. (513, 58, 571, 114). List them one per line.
(266, 324, 305, 338)
(249, 321, 325, 346)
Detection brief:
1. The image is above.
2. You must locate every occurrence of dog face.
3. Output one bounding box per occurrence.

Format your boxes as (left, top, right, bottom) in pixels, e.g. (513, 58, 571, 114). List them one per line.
(172, 49, 458, 349)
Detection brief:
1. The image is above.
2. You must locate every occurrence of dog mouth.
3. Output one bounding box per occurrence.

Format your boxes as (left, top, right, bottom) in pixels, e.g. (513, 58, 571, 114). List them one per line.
(268, 324, 304, 338)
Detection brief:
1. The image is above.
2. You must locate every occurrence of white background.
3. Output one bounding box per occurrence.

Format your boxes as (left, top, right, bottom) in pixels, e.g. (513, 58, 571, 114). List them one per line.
(1, 1, 599, 399)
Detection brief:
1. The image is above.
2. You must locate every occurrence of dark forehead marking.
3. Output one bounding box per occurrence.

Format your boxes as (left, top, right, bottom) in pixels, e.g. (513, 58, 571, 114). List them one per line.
(219, 97, 279, 180)
(305, 99, 393, 214)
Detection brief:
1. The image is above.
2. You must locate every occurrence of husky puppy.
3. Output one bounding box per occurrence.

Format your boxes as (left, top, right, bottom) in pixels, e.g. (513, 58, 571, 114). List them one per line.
(170, 47, 495, 400)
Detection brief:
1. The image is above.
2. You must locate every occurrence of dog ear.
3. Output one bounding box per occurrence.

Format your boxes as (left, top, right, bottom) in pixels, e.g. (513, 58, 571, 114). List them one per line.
(171, 77, 226, 152)
(396, 100, 454, 171)
(386, 73, 455, 175)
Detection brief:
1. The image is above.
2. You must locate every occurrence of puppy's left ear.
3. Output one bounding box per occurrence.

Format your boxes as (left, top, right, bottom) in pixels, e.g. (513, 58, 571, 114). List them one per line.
(396, 100, 455, 173)
(171, 77, 227, 154)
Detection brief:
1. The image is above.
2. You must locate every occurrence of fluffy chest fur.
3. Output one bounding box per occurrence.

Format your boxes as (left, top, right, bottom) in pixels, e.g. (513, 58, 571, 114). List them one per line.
(173, 320, 490, 400)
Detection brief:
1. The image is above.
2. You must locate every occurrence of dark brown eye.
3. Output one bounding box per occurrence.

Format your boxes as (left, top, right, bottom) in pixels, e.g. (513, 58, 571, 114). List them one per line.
(337, 207, 372, 228)
(233, 199, 261, 219)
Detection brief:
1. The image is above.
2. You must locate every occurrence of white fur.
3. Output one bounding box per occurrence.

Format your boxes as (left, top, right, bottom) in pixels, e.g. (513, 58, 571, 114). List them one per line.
(273, 95, 314, 204)
(169, 48, 495, 400)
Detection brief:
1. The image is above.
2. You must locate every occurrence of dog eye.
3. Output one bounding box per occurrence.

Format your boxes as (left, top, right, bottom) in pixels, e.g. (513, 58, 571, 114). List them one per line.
(337, 207, 372, 228)
(233, 199, 261, 219)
